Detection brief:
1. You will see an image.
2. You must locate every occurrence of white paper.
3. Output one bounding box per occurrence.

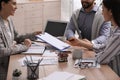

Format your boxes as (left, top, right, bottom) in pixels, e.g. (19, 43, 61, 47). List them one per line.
(35, 38, 45, 43)
(23, 43, 45, 54)
(18, 56, 58, 66)
(18, 56, 41, 66)
(42, 50, 57, 57)
(38, 71, 85, 80)
(44, 71, 74, 80)
(40, 57, 58, 65)
(36, 33, 70, 51)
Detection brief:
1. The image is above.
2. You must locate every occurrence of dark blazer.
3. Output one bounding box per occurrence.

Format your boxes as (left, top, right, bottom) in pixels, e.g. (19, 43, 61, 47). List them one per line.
(0, 16, 36, 80)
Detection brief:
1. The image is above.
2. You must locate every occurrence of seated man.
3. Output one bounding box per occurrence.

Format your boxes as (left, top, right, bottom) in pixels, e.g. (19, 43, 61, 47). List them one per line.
(65, 0, 111, 50)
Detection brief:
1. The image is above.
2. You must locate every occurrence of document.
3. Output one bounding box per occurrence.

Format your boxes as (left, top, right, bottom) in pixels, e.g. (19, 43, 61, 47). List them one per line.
(42, 50, 57, 57)
(36, 32, 70, 51)
(22, 43, 45, 54)
(40, 57, 58, 65)
(18, 56, 58, 66)
(38, 71, 86, 80)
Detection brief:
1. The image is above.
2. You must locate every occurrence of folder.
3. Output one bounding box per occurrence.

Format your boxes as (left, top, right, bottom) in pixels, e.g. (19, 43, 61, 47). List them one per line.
(38, 71, 86, 80)
(36, 32, 70, 51)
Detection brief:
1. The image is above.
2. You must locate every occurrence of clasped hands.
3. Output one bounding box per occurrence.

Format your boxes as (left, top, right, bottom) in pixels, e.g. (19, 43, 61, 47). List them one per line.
(66, 37, 93, 50)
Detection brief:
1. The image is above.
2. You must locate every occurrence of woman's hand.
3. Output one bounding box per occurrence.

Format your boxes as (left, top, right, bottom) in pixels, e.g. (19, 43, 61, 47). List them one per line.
(24, 39, 32, 47)
(34, 31, 42, 35)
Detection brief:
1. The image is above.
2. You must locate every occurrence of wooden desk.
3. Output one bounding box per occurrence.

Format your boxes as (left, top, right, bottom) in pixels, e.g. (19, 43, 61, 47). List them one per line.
(7, 53, 120, 80)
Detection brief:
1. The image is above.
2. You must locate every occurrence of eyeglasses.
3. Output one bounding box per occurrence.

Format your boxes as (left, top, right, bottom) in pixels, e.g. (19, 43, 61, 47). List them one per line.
(76, 58, 97, 68)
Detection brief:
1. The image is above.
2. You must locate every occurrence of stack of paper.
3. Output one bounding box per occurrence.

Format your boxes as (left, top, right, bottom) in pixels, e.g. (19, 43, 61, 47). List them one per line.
(36, 32, 70, 51)
(38, 71, 86, 80)
(40, 57, 58, 65)
(22, 43, 45, 54)
(42, 50, 57, 57)
(18, 56, 58, 66)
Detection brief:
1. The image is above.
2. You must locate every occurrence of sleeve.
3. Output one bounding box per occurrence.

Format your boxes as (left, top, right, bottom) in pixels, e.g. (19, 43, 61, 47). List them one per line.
(14, 30, 37, 43)
(0, 18, 29, 57)
(97, 35, 120, 64)
(0, 39, 28, 57)
(65, 16, 76, 40)
(92, 21, 111, 49)
(65, 9, 81, 40)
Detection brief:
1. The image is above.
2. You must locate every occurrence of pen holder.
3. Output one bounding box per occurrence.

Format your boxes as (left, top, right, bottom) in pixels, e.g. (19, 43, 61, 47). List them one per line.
(27, 63, 39, 80)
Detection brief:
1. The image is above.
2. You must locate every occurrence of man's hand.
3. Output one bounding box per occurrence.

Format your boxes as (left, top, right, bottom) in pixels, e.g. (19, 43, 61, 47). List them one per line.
(83, 39, 91, 44)
(67, 38, 93, 50)
(67, 38, 81, 46)
(68, 37, 76, 41)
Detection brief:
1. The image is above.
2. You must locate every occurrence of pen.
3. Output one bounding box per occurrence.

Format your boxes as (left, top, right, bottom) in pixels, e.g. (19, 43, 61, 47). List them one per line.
(25, 55, 29, 63)
(43, 46, 46, 53)
(38, 58, 43, 65)
(30, 55, 33, 63)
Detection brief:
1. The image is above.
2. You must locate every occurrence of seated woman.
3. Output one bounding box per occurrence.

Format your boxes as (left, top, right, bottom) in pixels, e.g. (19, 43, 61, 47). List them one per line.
(0, 0, 40, 80)
(97, 0, 120, 76)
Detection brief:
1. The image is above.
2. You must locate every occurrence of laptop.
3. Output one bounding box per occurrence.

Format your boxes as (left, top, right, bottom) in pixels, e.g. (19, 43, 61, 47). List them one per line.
(43, 20, 68, 37)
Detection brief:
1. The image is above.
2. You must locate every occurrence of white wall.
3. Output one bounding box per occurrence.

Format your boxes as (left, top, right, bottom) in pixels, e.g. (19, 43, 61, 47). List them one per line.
(61, 0, 72, 21)
(72, 0, 81, 12)
(61, 0, 81, 21)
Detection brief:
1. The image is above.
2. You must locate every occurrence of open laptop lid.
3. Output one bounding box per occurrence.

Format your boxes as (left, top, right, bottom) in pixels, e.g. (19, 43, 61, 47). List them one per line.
(43, 20, 68, 37)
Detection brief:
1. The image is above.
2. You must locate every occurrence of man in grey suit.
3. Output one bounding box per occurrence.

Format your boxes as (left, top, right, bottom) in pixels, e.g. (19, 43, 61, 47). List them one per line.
(65, 0, 111, 50)
(0, 0, 40, 79)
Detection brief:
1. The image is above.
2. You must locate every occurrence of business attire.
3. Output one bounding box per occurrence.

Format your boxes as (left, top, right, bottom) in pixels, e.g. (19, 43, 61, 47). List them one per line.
(65, 5, 111, 49)
(0, 16, 36, 80)
(97, 27, 120, 76)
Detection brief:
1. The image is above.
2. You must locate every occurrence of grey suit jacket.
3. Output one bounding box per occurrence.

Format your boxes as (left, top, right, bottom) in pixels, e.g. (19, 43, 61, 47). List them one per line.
(65, 6, 105, 40)
(0, 16, 36, 79)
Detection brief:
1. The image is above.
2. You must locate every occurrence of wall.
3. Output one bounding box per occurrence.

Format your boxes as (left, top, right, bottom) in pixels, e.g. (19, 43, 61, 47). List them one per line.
(61, 0, 102, 21)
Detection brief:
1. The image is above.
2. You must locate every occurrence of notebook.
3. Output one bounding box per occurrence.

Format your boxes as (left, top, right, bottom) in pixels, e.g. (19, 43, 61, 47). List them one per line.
(43, 20, 68, 37)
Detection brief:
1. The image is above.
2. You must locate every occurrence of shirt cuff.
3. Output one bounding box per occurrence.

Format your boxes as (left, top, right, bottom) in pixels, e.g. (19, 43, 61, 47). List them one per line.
(91, 40, 101, 49)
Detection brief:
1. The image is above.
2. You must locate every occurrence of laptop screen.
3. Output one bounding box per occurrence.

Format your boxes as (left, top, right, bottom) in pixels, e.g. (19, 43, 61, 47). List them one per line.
(44, 20, 68, 37)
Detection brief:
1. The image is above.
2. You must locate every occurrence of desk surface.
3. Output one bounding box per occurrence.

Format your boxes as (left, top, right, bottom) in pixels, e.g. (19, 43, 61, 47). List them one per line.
(7, 53, 120, 80)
